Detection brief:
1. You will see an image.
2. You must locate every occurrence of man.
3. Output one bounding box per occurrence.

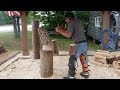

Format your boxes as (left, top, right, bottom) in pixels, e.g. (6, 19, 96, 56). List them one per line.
(55, 12, 90, 79)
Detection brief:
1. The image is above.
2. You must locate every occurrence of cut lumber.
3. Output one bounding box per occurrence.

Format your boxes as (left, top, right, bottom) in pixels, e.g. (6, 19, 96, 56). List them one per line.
(0, 51, 21, 72)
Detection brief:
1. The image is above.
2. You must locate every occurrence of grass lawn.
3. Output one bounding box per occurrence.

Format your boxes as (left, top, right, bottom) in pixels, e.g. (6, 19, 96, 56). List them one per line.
(0, 31, 101, 51)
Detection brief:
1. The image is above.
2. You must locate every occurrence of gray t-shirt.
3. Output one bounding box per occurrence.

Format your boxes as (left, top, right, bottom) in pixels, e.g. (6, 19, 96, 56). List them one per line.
(67, 19, 86, 43)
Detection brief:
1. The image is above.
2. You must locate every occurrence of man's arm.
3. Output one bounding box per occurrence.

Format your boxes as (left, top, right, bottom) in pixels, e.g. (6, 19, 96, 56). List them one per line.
(55, 27, 72, 38)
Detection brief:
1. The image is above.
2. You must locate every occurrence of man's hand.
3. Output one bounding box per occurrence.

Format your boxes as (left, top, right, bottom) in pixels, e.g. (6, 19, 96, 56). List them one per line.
(55, 27, 61, 34)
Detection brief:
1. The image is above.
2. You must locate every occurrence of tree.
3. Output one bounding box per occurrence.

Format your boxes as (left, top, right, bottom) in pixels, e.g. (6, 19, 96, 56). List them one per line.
(28, 11, 89, 32)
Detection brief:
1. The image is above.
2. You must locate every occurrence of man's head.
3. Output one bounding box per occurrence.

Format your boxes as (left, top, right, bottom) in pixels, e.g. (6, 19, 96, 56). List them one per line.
(65, 12, 75, 23)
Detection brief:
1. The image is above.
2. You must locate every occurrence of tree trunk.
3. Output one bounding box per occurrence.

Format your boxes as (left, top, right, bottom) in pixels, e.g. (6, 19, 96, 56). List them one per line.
(16, 16, 20, 36)
(32, 21, 40, 59)
(12, 16, 17, 37)
(40, 50, 53, 78)
(52, 39, 59, 54)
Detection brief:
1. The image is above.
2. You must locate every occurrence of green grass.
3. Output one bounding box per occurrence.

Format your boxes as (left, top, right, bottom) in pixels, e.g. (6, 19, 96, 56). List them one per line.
(0, 31, 101, 51)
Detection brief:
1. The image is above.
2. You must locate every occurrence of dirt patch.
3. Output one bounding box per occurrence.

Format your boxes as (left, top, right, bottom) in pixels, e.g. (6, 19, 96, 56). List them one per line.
(0, 51, 120, 79)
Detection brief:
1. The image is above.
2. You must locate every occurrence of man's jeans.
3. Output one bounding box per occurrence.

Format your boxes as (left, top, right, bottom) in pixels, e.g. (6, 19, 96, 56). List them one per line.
(74, 41, 88, 66)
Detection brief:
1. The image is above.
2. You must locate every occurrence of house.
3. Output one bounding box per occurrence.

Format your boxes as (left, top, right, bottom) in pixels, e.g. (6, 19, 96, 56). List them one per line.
(87, 11, 120, 50)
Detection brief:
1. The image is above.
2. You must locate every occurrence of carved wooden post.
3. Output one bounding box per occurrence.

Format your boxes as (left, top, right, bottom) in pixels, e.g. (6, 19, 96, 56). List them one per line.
(40, 50, 53, 78)
(52, 39, 59, 54)
(21, 11, 29, 56)
(32, 20, 40, 59)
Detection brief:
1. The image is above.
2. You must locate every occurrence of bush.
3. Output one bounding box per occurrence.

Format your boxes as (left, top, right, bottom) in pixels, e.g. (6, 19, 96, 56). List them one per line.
(0, 11, 12, 25)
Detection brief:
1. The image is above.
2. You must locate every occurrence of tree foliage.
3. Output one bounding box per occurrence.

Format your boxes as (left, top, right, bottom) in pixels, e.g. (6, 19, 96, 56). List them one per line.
(28, 11, 89, 31)
(0, 11, 12, 25)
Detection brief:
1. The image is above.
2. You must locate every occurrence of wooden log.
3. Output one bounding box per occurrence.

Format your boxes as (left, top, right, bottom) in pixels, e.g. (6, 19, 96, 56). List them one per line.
(42, 44, 52, 51)
(40, 50, 53, 78)
(94, 54, 106, 59)
(69, 44, 76, 55)
(106, 57, 117, 64)
(105, 53, 117, 64)
(96, 50, 110, 53)
(94, 58, 107, 64)
(32, 20, 40, 59)
(112, 61, 120, 68)
(52, 39, 59, 54)
(116, 54, 120, 60)
(94, 52, 110, 57)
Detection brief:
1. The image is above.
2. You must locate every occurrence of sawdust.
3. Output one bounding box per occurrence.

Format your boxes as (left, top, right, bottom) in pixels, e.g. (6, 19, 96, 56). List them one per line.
(0, 51, 120, 79)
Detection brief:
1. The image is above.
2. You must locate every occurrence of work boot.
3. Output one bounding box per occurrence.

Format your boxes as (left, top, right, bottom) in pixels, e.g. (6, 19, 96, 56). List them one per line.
(80, 71, 90, 79)
(63, 76, 76, 79)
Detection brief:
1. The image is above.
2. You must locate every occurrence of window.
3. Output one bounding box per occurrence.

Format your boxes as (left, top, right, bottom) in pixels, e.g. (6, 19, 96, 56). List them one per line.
(95, 16, 101, 27)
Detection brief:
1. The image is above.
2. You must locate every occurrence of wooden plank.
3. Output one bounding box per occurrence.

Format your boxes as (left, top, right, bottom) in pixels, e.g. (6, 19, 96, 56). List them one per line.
(0, 51, 21, 72)
(0, 51, 21, 65)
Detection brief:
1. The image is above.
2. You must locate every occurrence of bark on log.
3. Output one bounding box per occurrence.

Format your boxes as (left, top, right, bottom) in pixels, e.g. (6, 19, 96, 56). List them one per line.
(106, 57, 117, 64)
(32, 20, 40, 59)
(69, 44, 76, 55)
(113, 61, 120, 68)
(52, 39, 59, 54)
(40, 50, 53, 78)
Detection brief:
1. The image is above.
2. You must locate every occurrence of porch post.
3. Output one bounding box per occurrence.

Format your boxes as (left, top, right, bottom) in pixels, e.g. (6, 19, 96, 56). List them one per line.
(102, 11, 110, 50)
(21, 11, 29, 56)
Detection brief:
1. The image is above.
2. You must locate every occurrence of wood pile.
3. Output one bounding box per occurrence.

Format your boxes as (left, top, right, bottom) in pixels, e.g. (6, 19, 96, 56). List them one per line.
(94, 50, 120, 68)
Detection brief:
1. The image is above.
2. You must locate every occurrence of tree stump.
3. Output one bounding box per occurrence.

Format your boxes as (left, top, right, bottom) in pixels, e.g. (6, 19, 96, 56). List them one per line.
(40, 50, 53, 78)
(69, 44, 76, 55)
(52, 39, 59, 54)
(32, 20, 40, 59)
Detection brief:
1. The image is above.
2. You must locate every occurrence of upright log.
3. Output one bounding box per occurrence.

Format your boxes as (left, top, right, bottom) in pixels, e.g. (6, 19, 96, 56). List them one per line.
(21, 11, 29, 56)
(40, 50, 53, 78)
(32, 21, 40, 59)
(69, 44, 76, 55)
(52, 39, 59, 54)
